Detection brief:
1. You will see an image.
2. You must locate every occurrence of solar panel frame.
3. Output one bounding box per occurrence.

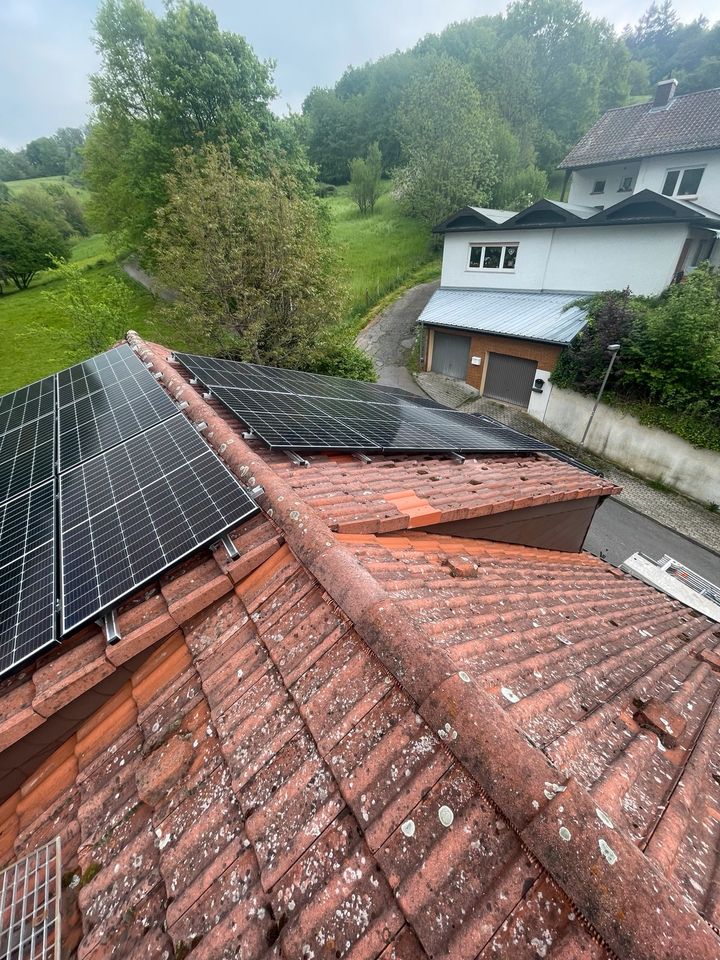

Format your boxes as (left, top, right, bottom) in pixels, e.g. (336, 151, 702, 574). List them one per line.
(0, 481, 57, 678)
(59, 414, 259, 634)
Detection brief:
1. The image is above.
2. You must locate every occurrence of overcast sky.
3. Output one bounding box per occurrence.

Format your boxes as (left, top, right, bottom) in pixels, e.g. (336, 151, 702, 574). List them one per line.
(0, 0, 714, 150)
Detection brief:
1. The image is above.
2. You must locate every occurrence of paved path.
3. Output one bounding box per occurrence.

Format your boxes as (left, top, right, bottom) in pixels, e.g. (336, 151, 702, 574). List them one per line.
(123, 257, 175, 301)
(356, 281, 438, 396)
(354, 283, 720, 558)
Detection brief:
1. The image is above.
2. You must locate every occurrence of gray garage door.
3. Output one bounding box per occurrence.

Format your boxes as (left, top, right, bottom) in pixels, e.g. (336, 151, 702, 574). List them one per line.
(483, 352, 537, 407)
(431, 331, 471, 380)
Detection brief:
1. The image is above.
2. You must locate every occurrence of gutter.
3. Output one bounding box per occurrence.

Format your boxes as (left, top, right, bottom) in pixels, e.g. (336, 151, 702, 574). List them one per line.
(127, 329, 720, 960)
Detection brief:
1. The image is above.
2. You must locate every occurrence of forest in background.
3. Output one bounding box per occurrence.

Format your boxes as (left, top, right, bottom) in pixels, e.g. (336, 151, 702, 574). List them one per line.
(302, 0, 720, 207)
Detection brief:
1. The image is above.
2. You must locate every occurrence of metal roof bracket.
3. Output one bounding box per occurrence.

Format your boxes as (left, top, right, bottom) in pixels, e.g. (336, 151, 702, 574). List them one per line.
(448, 452, 466, 464)
(97, 609, 121, 645)
(286, 450, 309, 467)
(352, 452, 373, 464)
(219, 533, 240, 561)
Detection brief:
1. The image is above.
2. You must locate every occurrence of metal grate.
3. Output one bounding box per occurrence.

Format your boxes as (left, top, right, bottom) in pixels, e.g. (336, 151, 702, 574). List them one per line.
(657, 555, 720, 605)
(0, 838, 61, 960)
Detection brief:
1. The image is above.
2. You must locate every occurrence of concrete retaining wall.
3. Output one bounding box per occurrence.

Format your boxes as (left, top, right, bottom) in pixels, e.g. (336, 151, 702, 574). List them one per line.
(532, 386, 720, 506)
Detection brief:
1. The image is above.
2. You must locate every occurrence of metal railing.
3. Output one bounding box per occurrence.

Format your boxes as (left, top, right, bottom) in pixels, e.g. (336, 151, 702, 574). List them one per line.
(0, 838, 61, 960)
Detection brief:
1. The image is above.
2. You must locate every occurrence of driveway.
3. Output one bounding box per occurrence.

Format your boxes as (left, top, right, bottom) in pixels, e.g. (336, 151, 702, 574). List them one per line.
(356, 280, 438, 395)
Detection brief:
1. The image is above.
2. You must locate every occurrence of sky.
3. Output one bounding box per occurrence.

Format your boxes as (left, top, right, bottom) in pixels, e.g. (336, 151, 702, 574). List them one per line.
(0, 0, 714, 151)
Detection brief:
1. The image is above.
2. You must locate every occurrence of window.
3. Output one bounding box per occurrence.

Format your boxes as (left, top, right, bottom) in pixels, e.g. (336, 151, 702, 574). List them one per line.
(468, 243, 518, 271)
(618, 176, 634, 193)
(591, 180, 606, 194)
(662, 166, 704, 198)
(690, 238, 713, 268)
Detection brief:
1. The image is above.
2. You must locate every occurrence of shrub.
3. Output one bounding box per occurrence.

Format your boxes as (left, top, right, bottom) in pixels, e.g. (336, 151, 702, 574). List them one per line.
(306, 336, 376, 381)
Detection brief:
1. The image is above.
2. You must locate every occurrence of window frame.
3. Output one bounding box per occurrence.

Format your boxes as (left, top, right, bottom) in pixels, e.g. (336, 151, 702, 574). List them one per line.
(467, 243, 519, 272)
(591, 180, 606, 195)
(662, 165, 705, 199)
(617, 176, 634, 193)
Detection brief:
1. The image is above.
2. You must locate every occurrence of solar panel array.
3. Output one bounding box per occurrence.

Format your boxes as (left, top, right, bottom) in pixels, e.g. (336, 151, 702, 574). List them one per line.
(0, 345, 259, 679)
(175, 352, 557, 455)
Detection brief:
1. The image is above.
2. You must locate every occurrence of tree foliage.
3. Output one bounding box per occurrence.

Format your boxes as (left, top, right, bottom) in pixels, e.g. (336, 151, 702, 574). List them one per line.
(393, 59, 499, 226)
(349, 142, 382, 215)
(43, 258, 132, 354)
(84, 0, 311, 248)
(552, 268, 720, 441)
(0, 197, 71, 291)
(0, 129, 85, 181)
(148, 145, 347, 368)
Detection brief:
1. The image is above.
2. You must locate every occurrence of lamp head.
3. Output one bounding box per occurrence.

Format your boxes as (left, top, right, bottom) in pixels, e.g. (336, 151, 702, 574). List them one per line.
(607, 343, 620, 353)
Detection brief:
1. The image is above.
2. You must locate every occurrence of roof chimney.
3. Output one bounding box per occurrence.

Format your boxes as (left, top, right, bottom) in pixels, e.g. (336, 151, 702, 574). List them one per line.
(653, 78, 677, 108)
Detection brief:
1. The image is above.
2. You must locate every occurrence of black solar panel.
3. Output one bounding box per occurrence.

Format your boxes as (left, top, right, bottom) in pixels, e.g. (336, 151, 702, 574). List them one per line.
(0, 482, 57, 675)
(57, 343, 152, 407)
(58, 361, 178, 470)
(0, 375, 55, 436)
(176, 353, 558, 455)
(60, 414, 258, 633)
(0, 412, 55, 503)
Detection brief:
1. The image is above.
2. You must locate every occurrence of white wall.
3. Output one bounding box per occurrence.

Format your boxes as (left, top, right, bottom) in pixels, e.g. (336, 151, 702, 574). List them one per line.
(636, 149, 720, 213)
(526, 368, 553, 420)
(568, 162, 640, 208)
(440, 231, 552, 290)
(534, 387, 720, 506)
(544, 224, 687, 295)
(441, 223, 688, 296)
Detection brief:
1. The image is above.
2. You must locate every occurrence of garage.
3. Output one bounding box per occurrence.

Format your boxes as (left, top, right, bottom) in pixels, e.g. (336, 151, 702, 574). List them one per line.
(483, 352, 538, 406)
(431, 331, 471, 380)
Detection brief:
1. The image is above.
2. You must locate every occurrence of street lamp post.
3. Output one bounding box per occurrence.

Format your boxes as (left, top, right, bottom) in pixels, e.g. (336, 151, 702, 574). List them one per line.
(577, 343, 620, 453)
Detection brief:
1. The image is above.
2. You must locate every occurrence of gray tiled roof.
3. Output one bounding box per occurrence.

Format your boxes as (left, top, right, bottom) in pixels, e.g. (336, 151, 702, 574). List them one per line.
(417, 288, 589, 344)
(560, 87, 720, 169)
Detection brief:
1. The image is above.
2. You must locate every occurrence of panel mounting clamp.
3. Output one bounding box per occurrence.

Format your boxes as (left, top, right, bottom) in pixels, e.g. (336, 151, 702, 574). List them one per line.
(97, 609, 122, 645)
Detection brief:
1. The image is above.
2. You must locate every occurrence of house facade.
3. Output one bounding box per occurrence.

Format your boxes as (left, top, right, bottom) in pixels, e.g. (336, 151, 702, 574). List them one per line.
(419, 80, 720, 412)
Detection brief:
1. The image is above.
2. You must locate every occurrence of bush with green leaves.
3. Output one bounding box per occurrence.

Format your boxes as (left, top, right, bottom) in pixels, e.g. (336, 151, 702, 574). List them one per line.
(43, 257, 133, 355)
(349, 142, 382, 215)
(306, 336, 376, 381)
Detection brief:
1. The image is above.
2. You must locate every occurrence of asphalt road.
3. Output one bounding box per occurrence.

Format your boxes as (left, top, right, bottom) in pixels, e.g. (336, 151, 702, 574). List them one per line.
(584, 497, 720, 583)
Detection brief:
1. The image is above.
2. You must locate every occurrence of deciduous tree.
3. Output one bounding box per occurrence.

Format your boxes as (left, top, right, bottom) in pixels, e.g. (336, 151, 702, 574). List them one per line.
(148, 145, 347, 368)
(349, 142, 382, 214)
(0, 198, 70, 290)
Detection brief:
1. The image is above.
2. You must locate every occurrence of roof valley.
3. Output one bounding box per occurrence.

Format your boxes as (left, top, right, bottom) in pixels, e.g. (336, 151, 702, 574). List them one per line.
(125, 330, 720, 960)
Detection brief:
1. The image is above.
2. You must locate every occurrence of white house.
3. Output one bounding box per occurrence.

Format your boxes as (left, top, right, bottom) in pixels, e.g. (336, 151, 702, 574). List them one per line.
(419, 80, 720, 413)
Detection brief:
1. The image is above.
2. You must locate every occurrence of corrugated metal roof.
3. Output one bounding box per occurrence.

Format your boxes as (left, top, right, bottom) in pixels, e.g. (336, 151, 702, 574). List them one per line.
(418, 288, 589, 344)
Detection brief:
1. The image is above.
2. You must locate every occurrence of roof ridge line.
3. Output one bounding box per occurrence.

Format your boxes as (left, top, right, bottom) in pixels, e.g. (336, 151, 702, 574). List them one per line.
(126, 331, 720, 960)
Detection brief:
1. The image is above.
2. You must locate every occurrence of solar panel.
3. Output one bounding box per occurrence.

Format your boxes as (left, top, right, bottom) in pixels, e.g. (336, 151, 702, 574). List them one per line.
(0, 411, 55, 503)
(60, 414, 258, 634)
(175, 353, 557, 455)
(56, 343, 152, 407)
(0, 481, 57, 676)
(0, 375, 55, 436)
(58, 362, 178, 471)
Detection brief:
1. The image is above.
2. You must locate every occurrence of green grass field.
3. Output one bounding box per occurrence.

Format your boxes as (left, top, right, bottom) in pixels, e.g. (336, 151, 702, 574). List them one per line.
(0, 178, 440, 393)
(5, 174, 90, 204)
(325, 183, 440, 327)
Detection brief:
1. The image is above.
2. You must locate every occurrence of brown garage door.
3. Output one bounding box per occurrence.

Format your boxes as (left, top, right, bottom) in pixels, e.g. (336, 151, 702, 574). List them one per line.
(483, 352, 537, 407)
(431, 331, 471, 380)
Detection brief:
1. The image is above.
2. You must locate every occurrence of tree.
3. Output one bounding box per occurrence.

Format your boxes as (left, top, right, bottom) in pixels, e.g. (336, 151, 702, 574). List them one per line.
(43, 258, 133, 354)
(0, 198, 71, 290)
(85, 0, 308, 248)
(349, 142, 382, 214)
(393, 58, 498, 226)
(148, 145, 346, 366)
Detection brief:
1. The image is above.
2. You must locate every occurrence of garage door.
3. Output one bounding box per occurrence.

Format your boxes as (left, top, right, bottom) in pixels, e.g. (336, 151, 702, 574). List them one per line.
(483, 352, 537, 407)
(431, 332, 471, 380)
